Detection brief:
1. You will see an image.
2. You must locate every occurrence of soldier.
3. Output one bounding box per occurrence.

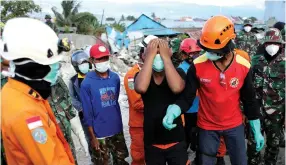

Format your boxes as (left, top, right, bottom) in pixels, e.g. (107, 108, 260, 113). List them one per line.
(235, 19, 260, 58)
(248, 28, 285, 165)
(48, 76, 78, 164)
(273, 21, 285, 148)
(170, 38, 182, 67)
(45, 14, 58, 33)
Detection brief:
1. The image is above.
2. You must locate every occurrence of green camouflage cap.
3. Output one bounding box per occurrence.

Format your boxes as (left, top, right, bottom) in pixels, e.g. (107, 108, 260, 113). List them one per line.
(244, 19, 252, 26)
(263, 28, 283, 44)
(45, 14, 52, 19)
(170, 38, 182, 53)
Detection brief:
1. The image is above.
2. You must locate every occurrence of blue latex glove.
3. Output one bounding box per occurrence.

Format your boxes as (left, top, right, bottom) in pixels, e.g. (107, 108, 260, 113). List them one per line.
(162, 104, 182, 130)
(249, 119, 265, 152)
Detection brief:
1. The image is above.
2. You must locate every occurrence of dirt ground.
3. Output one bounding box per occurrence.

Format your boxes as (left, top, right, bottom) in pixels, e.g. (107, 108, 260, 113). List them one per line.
(74, 103, 285, 165)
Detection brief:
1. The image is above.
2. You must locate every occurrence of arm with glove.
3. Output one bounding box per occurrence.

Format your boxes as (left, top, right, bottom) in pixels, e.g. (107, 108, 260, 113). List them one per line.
(240, 68, 264, 152)
(163, 64, 199, 130)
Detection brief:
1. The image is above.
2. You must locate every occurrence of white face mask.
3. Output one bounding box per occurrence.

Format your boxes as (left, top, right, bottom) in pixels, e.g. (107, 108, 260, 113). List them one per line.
(78, 63, 89, 74)
(265, 45, 280, 56)
(244, 26, 252, 32)
(94, 61, 110, 73)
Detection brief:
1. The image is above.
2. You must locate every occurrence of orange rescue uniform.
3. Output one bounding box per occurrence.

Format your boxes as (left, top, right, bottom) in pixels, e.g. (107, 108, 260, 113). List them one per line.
(1, 78, 75, 165)
(124, 64, 145, 165)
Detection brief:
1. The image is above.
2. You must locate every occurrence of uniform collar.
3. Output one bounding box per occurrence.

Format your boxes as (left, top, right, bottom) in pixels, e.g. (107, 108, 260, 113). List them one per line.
(7, 78, 43, 100)
(78, 73, 85, 79)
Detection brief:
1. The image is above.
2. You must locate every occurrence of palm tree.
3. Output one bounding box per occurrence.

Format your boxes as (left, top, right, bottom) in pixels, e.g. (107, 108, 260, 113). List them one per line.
(51, 0, 81, 27)
(52, 0, 99, 34)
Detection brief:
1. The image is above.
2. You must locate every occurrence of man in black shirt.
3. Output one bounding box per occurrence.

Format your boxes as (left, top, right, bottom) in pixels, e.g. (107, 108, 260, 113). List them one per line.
(135, 39, 188, 165)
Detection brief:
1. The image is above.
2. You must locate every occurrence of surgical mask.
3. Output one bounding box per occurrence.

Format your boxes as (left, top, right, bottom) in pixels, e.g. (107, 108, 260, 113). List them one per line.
(43, 63, 60, 86)
(78, 63, 89, 74)
(152, 54, 164, 72)
(265, 44, 280, 56)
(244, 26, 252, 32)
(94, 61, 110, 73)
(205, 52, 223, 61)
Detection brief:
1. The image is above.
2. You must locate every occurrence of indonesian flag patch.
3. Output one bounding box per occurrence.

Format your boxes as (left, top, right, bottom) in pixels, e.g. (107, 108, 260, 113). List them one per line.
(128, 77, 135, 90)
(26, 116, 43, 130)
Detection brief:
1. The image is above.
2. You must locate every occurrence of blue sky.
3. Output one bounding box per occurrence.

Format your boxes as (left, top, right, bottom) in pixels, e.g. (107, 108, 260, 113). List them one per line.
(34, 0, 266, 20)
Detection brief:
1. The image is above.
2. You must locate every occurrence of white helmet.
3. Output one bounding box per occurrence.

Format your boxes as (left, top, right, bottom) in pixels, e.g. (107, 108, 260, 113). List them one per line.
(0, 17, 63, 65)
(138, 35, 158, 48)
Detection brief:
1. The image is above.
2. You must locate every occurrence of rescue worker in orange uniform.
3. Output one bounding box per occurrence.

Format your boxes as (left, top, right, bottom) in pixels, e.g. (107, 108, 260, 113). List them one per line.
(124, 35, 158, 165)
(1, 18, 74, 165)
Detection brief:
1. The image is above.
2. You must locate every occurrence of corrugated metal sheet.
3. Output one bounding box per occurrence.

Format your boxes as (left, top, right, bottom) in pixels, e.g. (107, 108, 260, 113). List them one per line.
(140, 28, 181, 36)
(186, 30, 201, 40)
(125, 14, 166, 32)
(124, 14, 181, 36)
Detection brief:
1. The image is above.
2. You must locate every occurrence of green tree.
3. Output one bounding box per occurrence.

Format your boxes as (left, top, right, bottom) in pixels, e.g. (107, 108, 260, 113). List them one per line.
(52, 0, 99, 35)
(151, 12, 156, 19)
(120, 15, 125, 21)
(106, 17, 115, 21)
(126, 15, 136, 21)
(52, 0, 81, 26)
(249, 16, 258, 23)
(1, 0, 41, 23)
(111, 21, 126, 32)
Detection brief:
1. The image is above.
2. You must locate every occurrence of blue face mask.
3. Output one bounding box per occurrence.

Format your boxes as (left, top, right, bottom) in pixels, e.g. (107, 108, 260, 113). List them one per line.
(205, 52, 223, 61)
(78, 63, 89, 74)
(152, 54, 164, 72)
(43, 63, 60, 86)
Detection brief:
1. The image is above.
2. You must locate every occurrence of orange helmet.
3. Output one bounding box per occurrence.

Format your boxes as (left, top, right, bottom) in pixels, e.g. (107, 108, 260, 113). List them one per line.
(199, 15, 236, 50)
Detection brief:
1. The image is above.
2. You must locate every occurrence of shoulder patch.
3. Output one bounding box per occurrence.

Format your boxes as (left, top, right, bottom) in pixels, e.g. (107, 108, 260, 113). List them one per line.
(26, 116, 43, 130)
(128, 77, 135, 90)
(32, 127, 47, 144)
(236, 55, 251, 69)
(194, 54, 208, 65)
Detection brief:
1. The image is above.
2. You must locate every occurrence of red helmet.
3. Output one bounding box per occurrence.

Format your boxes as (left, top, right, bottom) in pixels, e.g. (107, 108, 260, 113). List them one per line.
(180, 38, 201, 53)
(90, 44, 110, 59)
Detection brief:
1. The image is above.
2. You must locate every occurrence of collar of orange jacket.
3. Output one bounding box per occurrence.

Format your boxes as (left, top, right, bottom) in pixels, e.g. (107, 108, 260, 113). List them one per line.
(7, 78, 43, 100)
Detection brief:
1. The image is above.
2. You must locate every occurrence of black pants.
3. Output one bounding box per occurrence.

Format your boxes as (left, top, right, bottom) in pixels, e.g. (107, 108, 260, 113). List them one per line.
(184, 113, 198, 151)
(145, 141, 189, 165)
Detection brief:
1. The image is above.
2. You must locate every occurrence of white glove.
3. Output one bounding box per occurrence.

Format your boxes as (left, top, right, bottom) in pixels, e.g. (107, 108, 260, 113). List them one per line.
(70, 114, 89, 157)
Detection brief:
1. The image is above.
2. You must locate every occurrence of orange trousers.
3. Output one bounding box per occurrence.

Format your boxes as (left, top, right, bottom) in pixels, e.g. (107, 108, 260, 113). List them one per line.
(217, 137, 227, 157)
(129, 127, 145, 165)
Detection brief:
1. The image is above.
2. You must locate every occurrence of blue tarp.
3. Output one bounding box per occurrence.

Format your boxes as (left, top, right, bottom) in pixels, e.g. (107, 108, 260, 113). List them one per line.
(106, 26, 124, 49)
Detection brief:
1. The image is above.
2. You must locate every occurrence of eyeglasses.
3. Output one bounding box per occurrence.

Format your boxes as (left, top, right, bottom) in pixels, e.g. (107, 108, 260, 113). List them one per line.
(220, 72, 227, 89)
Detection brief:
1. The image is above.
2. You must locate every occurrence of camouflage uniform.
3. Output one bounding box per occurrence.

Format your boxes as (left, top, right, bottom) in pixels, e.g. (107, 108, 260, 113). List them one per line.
(90, 132, 129, 165)
(45, 14, 58, 33)
(248, 28, 285, 165)
(170, 38, 182, 67)
(235, 20, 260, 58)
(48, 76, 78, 164)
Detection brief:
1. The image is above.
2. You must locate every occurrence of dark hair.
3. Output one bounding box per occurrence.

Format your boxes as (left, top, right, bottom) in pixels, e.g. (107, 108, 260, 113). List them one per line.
(273, 22, 285, 31)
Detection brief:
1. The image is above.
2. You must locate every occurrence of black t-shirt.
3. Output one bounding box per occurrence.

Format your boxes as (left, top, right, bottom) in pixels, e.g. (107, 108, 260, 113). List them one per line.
(135, 69, 186, 145)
